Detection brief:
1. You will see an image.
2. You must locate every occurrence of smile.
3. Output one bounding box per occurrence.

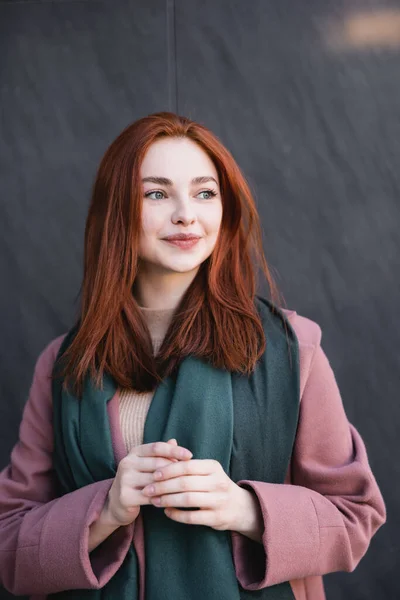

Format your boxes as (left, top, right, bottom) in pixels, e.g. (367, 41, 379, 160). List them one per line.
(162, 239, 201, 249)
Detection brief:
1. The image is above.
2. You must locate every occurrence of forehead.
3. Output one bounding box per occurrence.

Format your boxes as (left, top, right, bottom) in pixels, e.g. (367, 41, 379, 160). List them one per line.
(140, 137, 219, 182)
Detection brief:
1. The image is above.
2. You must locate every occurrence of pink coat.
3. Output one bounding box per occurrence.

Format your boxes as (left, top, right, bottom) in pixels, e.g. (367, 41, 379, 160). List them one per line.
(0, 309, 386, 599)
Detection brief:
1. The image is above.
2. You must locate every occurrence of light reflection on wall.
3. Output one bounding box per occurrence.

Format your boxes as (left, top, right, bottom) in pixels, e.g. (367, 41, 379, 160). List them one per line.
(323, 9, 400, 50)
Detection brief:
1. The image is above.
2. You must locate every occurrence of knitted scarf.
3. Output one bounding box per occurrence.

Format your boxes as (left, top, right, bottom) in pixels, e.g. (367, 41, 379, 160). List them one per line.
(50, 296, 300, 599)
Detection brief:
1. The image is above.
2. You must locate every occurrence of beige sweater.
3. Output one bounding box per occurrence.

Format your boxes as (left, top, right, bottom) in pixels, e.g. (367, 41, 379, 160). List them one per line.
(119, 305, 175, 453)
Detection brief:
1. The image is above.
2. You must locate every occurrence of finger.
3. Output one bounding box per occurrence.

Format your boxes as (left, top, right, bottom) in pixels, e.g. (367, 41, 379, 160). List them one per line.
(150, 491, 216, 509)
(131, 472, 158, 488)
(153, 459, 220, 481)
(134, 456, 179, 472)
(167, 439, 179, 461)
(164, 507, 215, 526)
(142, 475, 213, 497)
(136, 441, 192, 461)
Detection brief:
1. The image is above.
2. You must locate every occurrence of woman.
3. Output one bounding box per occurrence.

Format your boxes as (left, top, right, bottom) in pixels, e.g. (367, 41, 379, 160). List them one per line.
(0, 112, 386, 600)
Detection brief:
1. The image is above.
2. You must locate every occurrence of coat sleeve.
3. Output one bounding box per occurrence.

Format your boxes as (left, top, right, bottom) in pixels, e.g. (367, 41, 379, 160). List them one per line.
(0, 337, 134, 596)
(230, 314, 387, 590)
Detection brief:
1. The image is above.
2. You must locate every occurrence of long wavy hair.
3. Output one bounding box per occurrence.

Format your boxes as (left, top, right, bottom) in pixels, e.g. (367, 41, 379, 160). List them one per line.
(55, 112, 284, 396)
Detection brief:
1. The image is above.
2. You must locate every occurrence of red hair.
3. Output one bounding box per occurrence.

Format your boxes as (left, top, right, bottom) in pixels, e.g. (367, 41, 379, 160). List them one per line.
(56, 112, 284, 396)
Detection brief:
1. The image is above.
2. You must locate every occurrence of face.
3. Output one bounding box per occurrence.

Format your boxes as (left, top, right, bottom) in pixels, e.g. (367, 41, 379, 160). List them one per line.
(137, 137, 223, 279)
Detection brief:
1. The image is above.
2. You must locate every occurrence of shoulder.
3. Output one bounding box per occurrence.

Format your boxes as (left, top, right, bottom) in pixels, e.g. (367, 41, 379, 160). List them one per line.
(15, 333, 69, 450)
(280, 308, 322, 351)
(33, 333, 68, 380)
(280, 308, 323, 399)
(255, 296, 321, 350)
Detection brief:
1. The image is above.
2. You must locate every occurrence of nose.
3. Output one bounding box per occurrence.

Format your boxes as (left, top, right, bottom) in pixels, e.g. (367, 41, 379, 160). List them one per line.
(171, 198, 197, 225)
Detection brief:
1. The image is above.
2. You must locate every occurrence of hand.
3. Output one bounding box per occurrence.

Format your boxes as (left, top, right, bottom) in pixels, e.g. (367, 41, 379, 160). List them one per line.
(104, 439, 193, 527)
(142, 458, 263, 539)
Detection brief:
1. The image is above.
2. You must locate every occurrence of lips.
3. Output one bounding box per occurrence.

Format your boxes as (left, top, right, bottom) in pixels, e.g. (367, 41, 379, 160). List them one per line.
(163, 235, 201, 241)
(162, 237, 201, 249)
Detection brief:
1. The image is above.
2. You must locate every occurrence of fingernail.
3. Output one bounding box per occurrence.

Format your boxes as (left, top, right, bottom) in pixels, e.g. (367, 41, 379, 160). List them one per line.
(154, 471, 163, 479)
(146, 486, 155, 494)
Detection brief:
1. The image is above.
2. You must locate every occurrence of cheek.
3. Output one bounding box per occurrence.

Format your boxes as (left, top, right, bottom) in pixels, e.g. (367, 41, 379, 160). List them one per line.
(203, 205, 223, 233)
(141, 209, 164, 236)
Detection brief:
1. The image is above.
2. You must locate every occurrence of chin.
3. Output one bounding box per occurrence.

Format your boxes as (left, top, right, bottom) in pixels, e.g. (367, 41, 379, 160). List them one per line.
(164, 262, 201, 273)
(141, 250, 209, 274)
(153, 254, 203, 271)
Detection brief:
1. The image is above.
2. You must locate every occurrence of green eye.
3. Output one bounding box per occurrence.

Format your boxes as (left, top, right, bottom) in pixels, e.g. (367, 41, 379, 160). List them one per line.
(145, 189, 217, 201)
(145, 191, 165, 200)
(198, 190, 217, 199)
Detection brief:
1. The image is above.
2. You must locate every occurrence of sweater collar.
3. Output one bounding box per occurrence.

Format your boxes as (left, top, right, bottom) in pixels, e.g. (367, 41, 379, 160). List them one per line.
(138, 305, 176, 342)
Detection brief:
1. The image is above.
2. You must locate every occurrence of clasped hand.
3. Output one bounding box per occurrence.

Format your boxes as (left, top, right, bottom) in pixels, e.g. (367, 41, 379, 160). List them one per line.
(106, 438, 261, 540)
(142, 453, 246, 531)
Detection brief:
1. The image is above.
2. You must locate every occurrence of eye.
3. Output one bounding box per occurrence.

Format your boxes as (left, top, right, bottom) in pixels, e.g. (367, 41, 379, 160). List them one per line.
(197, 189, 217, 200)
(145, 190, 165, 200)
(144, 189, 218, 201)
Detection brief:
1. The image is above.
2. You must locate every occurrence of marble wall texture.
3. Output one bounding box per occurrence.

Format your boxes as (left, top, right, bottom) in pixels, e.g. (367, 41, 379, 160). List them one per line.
(0, 0, 397, 598)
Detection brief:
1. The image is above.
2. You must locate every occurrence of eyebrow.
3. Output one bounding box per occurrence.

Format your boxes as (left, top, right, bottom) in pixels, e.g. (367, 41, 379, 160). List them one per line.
(142, 176, 219, 186)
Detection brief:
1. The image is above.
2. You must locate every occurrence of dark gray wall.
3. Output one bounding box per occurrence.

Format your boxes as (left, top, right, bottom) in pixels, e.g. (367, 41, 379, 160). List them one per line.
(0, 0, 397, 598)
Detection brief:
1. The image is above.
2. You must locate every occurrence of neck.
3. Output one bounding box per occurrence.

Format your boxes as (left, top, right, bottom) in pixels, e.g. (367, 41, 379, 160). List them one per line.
(133, 265, 200, 310)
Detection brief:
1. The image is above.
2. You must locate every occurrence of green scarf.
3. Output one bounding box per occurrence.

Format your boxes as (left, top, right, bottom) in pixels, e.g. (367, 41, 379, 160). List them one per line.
(50, 296, 300, 600)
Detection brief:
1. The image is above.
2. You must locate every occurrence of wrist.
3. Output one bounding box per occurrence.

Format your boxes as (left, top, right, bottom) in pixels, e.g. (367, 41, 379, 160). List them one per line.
(99, 494, 123, 529)
(232, 486, 264, 543)
(88, 497, 122, 553)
